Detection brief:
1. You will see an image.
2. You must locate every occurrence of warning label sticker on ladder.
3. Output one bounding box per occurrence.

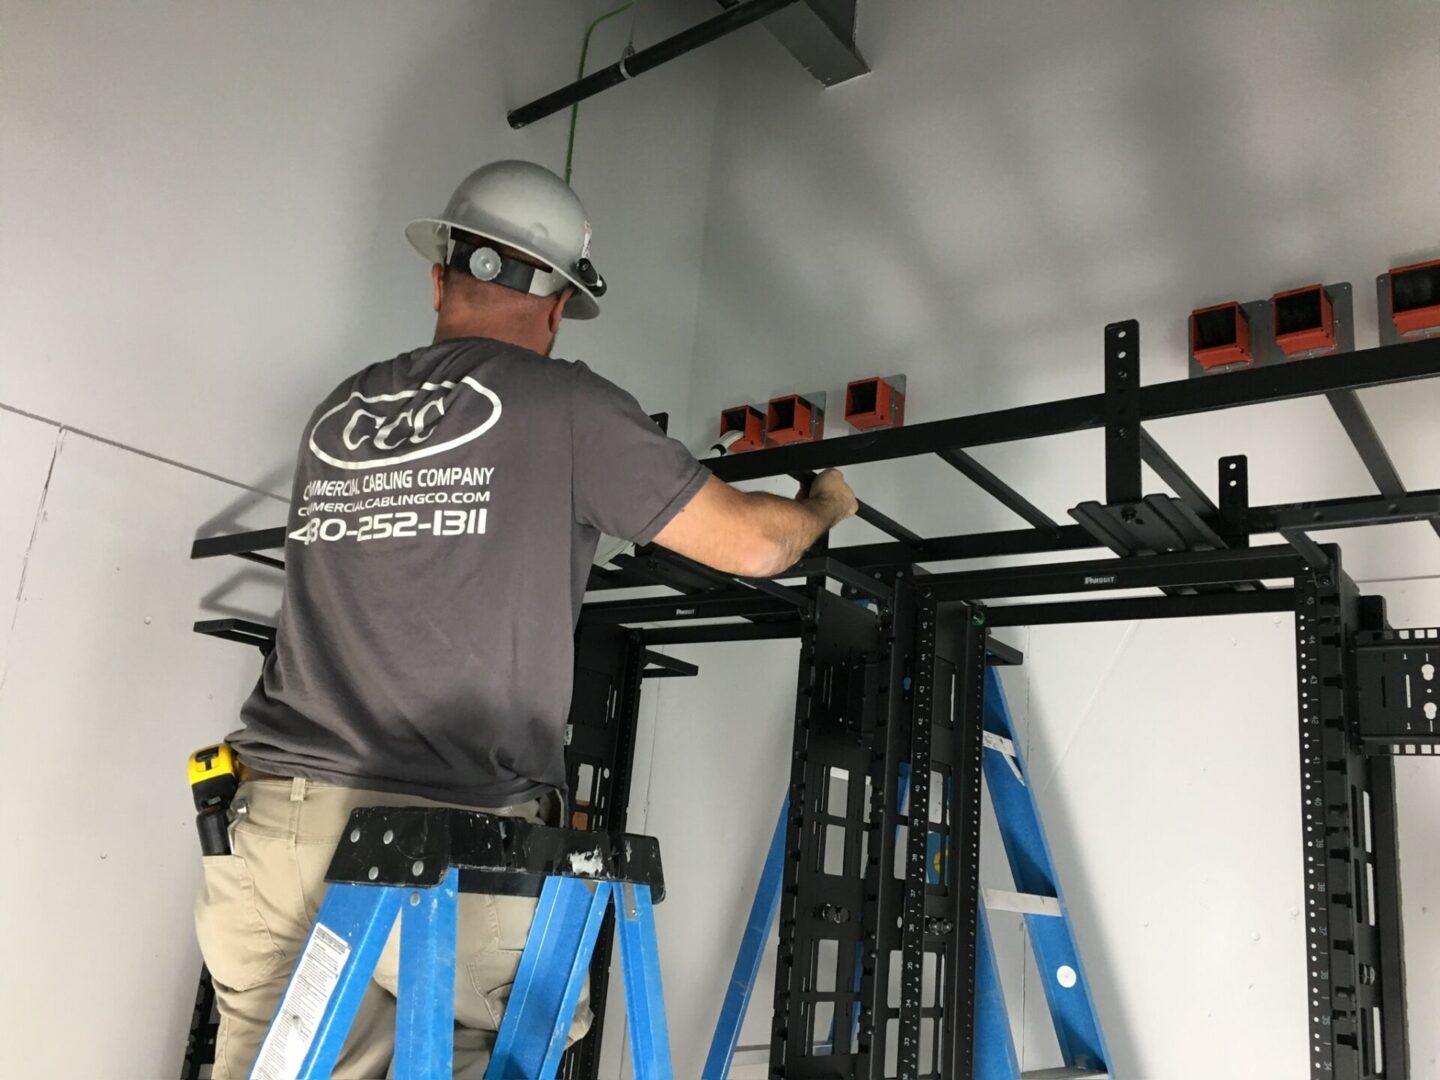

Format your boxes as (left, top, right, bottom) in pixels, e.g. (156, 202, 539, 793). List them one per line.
(251, 923, 351, 1079)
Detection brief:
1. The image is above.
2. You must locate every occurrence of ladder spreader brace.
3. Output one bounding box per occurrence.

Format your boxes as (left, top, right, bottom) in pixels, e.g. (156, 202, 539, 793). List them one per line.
(247, 806, 672, 1080)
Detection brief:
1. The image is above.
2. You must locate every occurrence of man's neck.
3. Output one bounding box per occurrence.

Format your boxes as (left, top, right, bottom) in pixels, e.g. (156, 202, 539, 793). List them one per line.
(433, 317, 552, 356)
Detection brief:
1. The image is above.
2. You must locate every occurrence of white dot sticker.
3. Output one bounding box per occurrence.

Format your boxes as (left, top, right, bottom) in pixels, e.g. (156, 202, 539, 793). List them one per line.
(1057, 965, 1078, 988)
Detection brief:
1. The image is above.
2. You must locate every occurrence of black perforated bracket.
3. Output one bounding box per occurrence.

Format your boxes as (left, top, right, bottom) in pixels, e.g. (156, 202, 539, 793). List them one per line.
(326, 806, 665, 901)
(1356, 625, 1440, 754)
(1218, 455, 1250, 547)
(1105, 320, 1142, 505)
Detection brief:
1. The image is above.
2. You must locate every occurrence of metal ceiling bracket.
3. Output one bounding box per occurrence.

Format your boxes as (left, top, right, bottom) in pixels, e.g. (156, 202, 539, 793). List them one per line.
(717, 0, 869, 86)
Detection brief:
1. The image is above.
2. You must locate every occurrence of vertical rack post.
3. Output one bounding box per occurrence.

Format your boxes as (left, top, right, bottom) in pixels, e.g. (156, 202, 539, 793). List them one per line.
(857, 573, 915, 1077)
(770, 590, 884, 1076)
(1366, 756, 1409, 1078)
(1294, 558, 1395, 1079)
(937, 604, 987, 1077)
(895, 593, 984, 1079)
(1355, 594, 1410, 1078)
(560, 626, 647, 1079)
(894, 592, 938, 1079)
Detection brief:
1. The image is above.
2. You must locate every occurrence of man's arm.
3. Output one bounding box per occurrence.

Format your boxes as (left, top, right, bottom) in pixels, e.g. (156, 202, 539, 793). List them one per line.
(652, 469, 859, 578)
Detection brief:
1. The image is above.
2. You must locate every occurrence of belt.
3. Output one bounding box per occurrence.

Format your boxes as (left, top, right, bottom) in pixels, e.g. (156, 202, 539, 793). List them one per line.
(237, 762, 290, 783)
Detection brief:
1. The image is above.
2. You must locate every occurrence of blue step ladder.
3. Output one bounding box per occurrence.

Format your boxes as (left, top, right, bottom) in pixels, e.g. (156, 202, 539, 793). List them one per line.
(704, 667, 1110, 1079)
(247, 806, 673, 1080)
(975, 665, 1110, 1080)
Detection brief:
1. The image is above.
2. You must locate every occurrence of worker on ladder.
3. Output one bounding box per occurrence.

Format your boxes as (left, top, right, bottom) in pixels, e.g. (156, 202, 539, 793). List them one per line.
(194, 158, 859, 1077)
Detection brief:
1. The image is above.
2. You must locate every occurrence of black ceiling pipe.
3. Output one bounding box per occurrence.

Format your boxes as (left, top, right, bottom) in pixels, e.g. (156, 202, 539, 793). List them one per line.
(507, 0, 801, 129)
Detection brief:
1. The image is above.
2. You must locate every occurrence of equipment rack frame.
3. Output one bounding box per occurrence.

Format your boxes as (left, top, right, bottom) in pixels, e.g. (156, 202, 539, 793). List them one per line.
(191, 322, 1440, 1079)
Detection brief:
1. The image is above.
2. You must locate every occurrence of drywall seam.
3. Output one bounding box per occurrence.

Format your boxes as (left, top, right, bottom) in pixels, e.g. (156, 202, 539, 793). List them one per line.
(1, 428, 64, 696)
(0, 400, 287, 503)
(1033, 620, 1140, 799)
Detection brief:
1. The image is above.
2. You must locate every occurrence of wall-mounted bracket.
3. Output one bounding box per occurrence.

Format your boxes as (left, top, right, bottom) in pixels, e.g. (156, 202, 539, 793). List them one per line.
(716, 0, 868, 86)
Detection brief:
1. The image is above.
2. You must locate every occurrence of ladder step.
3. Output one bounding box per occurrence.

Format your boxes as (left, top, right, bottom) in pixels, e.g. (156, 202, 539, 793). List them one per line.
(982, 730, 1027, 783)
(1020, 1070, 1110, 1079)
(984, 887, 1062, 917)
(983, 730, 1018, 756)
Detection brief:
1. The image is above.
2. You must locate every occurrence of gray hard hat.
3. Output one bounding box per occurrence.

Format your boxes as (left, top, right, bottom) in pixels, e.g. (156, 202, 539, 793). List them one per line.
(405, 160, 603, 319)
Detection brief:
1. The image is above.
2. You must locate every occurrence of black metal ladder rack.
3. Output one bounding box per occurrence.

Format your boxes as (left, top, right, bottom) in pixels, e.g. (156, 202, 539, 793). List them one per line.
(188, 321, 1440, 1079)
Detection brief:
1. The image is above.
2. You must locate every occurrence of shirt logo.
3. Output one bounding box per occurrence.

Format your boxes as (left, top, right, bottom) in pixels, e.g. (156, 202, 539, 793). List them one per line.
(309, 377, 502, 470)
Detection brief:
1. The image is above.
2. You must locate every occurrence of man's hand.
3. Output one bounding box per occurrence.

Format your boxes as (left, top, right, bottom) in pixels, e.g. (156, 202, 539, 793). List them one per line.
(799, 468, 859, 528)
(653, 470, 862, 579)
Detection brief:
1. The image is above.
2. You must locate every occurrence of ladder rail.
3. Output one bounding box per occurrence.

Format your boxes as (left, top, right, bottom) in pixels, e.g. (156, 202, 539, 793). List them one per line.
(975, 903, 1023, 1080)
(394, 870, 459, 1080)
(981, 666, 1111, 1073)
(250, 881, 407, 1079)
(489, 877, 613, 1079)
(702, 798, 788, 1078)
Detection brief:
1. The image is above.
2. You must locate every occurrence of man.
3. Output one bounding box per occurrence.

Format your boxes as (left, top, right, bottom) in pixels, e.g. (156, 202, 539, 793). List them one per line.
(195, 160, 858, 1077)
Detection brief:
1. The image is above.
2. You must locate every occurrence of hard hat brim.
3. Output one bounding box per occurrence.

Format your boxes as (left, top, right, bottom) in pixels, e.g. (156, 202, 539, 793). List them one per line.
(405, 218, 600, 320)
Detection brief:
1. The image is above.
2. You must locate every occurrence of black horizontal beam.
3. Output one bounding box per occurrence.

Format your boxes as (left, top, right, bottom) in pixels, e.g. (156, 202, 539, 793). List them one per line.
(851, 499, 922, 544)
(818, 488, 1440, 574)
(587, 563, 654, 590)
(611, 550, 725, 593)
(581, 591, 795, 625)
(775, 526, 1094, 579)
(1327, 390, 1405, 498)
(191, 528, 285, 560)
(641, 650, 700, 678)
(193, 618, 277, 652)
(790, 469, 921, 544)
(709, 392, 1100, 481)
(783, 556, 892, 601)
(936, 447, 1060, 533)
(236, 551, 285, 571)
(922, 544, 1305, 602)
(623, 546, 813, 611)
(1280, 528, 1331, 570)
(984, 588, 1296, 627)
(1326, 388, 1440, 542)
(199, 484, 1440, 602)
(507, 0, 799, 129)
(984, 635, 1024, 666)
(643, 620, 802, 645)
(1139, 430, 1217, 515)
(706, 336, 1440, 482)
(1259, 489, 1440, 533)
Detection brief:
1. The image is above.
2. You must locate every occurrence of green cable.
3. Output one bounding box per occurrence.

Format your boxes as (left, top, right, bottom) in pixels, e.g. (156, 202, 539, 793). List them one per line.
(565, 1, 636, 185)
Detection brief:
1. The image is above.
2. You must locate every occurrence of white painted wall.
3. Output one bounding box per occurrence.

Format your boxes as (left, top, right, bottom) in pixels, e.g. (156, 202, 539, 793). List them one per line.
(1, 0, 718, 491)
(0, 419, 284, 1076)
(624, 2, 1440, 1077)
(0, 1, 722, 1073)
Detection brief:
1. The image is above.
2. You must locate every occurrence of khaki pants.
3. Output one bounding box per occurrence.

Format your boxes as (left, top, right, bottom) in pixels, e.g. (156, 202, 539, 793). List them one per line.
(194, 777, 591, 1078)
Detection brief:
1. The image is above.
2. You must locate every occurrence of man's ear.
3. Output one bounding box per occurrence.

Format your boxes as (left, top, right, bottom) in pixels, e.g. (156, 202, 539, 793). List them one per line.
(549, 287, 574, 334)
(431, 264, 445, 313)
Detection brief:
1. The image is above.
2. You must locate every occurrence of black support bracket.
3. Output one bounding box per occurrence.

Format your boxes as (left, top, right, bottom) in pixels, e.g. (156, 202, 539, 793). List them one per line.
(1106, 320, 1142, 505)
(327, 806, 665, 898)
(1218, 455, 1250, 548)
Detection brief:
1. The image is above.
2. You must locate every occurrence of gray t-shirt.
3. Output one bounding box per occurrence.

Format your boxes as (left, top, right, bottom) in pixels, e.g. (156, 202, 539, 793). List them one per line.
(230, 338, 707, 806)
